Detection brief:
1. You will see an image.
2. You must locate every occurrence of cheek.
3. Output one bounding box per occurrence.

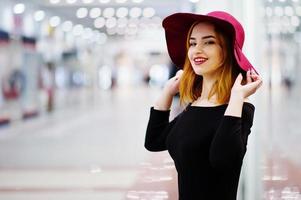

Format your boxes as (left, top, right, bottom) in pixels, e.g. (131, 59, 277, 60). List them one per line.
(187, 49, 193, 60)
(211, 48, 223, 62)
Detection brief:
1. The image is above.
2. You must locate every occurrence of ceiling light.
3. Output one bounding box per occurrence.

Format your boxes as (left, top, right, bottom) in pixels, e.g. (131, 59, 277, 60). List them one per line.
(103, 7, 115, 18)
(189, 0, 200, 3)
(73, 24, 84, 36)
(116, 0, 127, 3)
(139, 17, 150, 28)
(284, 6, 294, 16)
(116, 7, 128, 18)
(83, 28, 93, 39)
(130, 7, 142, 18)
(66, 0, 77, 3)
(62, 21, 73, 32)
(49, 16, 61, 27)
(117, 17, 128, 27)
(99, 0, 110, 3)
(274, 6, 284, 17)
(13, 3, 25, 14)
(143, 7, 155, 18)
(76, 7, 88, 18)
(132, 0, 143, 3)
(34, 10, 45, 21)
(107, 27, 117, 35)
(90, 8, 101, 18)
(82, 0, 94, 3)
(49, 0, 60, 4)
(128, 18, 139, 27)
(94, 17, 106, 28)
(105, 17, 117, 28)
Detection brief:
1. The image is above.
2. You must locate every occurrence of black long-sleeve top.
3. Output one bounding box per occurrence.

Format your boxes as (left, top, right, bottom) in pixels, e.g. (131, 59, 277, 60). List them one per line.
(145, 102, 255, 200)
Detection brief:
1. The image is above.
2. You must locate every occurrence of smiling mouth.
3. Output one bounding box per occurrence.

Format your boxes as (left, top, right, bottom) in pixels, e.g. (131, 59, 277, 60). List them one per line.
(193, 57, 208, 65)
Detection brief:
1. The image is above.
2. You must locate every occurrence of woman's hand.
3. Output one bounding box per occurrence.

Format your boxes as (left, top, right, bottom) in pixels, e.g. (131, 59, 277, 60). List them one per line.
(224, 69, 262, 117)
(231, 69, 263, 100)
(154, 69, 183, 111)
(163, 69, 183, 97)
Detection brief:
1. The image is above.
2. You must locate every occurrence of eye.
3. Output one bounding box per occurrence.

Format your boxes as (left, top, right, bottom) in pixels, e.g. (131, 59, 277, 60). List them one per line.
(204, 40, 215, 45)
(189, 42, 196, 47)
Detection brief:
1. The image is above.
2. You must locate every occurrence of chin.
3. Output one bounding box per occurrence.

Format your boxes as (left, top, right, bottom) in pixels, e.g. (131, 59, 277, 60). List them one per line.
(192, 68, 204, 76)
(192, 65, 222, 77)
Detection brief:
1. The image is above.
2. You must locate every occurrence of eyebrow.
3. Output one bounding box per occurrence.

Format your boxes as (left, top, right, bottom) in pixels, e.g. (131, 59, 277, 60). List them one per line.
(189, 35, 216, 40)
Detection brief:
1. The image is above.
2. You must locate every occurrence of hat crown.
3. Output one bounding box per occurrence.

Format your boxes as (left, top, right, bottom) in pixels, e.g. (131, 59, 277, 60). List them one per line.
(207, 11, 245, 48)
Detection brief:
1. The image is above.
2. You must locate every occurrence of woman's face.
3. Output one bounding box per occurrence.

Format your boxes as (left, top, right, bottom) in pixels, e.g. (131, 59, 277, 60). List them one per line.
(187, 22, 223, 78)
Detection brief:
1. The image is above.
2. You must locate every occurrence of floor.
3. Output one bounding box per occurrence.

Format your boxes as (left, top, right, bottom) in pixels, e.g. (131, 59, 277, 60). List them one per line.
(0, 84, 300, 200)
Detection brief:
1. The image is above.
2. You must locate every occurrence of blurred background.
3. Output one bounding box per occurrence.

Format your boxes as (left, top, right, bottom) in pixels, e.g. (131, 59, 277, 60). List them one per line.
(0, 0, 300, 199)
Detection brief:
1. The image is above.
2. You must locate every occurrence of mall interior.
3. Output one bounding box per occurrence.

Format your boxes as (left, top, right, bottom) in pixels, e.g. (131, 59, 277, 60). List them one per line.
(0, 0, 300, 199)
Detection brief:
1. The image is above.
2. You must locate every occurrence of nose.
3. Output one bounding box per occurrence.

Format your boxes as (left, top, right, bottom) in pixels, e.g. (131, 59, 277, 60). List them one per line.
(194, 43, 204, 53)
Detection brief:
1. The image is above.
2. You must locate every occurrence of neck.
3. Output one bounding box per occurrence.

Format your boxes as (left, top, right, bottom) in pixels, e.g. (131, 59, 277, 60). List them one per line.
(199, 75, 217, 101)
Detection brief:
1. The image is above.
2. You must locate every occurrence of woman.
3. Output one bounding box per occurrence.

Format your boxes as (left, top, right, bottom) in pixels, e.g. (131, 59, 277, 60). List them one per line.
(144, 11, 263, 200)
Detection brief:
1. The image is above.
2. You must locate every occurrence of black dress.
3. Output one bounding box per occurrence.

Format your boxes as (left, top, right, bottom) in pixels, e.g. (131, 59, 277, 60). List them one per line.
(144, 102, 255, 200)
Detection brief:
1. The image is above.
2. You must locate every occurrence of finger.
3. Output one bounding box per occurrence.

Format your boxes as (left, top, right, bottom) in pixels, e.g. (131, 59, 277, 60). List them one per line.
(175, 69, 183, 77)
(251, 68, 259, 76)
(256, 79, 263, 89)
(247, 70, 252, 84)
(250, 75, 258, 81)
(244, 79, 262, 91)
(174, 70, 182, 80)
(251, 74, 262, 82)
(234, 73, 243, 86)
(257, 83, 262, 90)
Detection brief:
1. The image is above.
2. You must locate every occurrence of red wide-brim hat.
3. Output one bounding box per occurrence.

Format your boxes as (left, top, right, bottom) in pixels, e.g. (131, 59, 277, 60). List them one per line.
(162, 11, 258, 74)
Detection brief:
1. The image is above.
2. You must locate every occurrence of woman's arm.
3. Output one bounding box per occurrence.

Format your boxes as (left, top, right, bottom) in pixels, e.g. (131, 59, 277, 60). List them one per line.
(153, 90, 174, 111)
(209, 70, 261, 170)
(144, 70, 183, 151)
(209, 102, 254, 170)
(144, 108, 180, 151)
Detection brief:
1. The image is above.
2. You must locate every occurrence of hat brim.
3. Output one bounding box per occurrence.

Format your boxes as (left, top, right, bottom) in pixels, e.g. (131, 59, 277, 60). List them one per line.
(234, 45, 258, 74)
(163, 13, 255, 73)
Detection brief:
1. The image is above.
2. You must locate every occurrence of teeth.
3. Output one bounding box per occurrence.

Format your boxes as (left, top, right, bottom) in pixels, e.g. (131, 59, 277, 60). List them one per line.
(194, 58, 207, 62)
